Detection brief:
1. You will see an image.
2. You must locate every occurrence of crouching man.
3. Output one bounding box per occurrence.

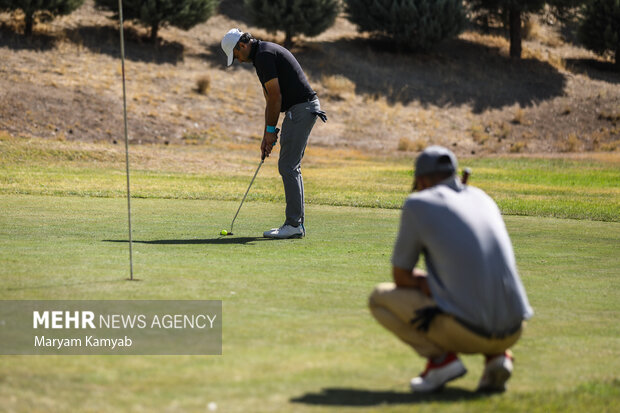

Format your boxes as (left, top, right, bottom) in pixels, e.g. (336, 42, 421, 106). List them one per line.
(369, 146, 533, 393)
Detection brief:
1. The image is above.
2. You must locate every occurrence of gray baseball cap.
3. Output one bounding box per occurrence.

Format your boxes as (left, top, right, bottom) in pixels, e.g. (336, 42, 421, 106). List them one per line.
(414, 145, 458, 177)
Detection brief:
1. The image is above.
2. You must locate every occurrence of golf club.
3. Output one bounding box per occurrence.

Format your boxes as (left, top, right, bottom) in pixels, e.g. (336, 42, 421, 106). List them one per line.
(462, 167, 472, 184)
(221, 128, 279, 236)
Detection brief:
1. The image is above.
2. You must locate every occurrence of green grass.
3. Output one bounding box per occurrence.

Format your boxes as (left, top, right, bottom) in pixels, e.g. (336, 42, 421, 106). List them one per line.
(0, 195, 619, 412)
(1, 136, 618, 221)
(0, 136, 619, 411)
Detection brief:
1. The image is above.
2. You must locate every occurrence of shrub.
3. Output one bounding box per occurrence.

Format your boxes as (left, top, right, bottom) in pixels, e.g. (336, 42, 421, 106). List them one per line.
(196, 75, 211, 95)
(94, 0, 219, 43)
(397, 137, 426, 152)
(0, 0, 85, 36)
(579, 0, 620, 69)
(344, 0, 466, 51)
(512, 108, 525, 124)
(245, 0, 339, 49)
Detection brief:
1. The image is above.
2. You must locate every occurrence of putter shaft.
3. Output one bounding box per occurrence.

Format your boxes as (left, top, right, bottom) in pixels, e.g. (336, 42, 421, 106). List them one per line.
(230, 159, 263, 234)
(228, 128, 279, 235)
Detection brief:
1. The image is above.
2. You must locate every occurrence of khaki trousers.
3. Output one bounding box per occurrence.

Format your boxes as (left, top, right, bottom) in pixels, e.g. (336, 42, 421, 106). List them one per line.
(369, 282, 523, 359)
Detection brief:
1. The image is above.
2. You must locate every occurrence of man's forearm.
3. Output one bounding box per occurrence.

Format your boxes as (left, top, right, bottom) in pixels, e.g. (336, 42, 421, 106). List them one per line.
(393, 266, 418, 288)
(393, 266, 431, 296)
(264, 95, 281, 128)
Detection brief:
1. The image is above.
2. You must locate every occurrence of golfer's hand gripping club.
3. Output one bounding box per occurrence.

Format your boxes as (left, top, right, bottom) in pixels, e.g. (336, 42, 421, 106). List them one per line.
(261, 128, 280, 160)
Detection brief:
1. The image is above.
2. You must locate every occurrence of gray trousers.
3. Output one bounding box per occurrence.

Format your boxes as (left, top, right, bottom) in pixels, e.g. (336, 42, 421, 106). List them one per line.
(279, 98, 320, 227)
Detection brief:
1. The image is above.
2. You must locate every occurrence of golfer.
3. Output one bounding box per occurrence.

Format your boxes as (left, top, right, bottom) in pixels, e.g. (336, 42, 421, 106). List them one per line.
(221, 29, 326, 239)
(369, 146, 533, 393)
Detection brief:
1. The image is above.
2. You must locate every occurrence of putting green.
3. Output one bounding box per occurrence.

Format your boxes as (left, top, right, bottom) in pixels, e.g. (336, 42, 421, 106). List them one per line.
(0, 195, 618, 412)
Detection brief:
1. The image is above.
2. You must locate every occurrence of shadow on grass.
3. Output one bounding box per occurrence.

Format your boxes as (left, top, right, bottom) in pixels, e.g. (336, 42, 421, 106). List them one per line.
(566, 58, 620, 84)
(291, 387, 486, 407)
(0, 24, 57, 51)
(294, 36, 567, 113)
(0, 20, 184, 64)
(63, 25, 184, 65)
(104, 237, 274, 245)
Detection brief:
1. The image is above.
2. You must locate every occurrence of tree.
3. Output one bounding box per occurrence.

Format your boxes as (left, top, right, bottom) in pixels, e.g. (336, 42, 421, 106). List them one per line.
(245, 0, 339, 49)
(469, 0, 545, 59)
(1, 0, 84, 36)
(95, 0, 219, 43)
(547, 0, 587, 19)
(579, 0, 620, 69)
(344, 0, 466, 51)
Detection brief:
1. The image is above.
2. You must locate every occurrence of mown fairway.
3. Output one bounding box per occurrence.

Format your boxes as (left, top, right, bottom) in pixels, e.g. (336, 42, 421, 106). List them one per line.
(0, 137, 619, 412)
(2, 135, 619, 221)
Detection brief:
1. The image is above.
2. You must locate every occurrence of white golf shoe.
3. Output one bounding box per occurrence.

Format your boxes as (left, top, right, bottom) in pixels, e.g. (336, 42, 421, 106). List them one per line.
(477, 351, 513, 393)
(410, 353, 467, 392)
(263, 224, 305, 239)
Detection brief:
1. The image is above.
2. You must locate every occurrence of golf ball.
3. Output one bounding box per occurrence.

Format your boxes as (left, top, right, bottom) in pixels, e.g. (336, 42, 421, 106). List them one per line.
(220, 230, 227, 236)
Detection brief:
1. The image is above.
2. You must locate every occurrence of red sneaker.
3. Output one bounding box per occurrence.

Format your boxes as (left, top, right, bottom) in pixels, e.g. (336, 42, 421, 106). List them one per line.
(410, 353, 467, 392)
(477, 350, 514, 393)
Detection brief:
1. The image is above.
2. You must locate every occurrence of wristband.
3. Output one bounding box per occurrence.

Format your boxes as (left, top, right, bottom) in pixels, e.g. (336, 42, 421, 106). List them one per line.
(266, 125, 277, 133)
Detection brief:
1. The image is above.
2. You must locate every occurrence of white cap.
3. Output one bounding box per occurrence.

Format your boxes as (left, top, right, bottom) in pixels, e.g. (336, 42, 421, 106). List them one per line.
(221, 28, 243, 66)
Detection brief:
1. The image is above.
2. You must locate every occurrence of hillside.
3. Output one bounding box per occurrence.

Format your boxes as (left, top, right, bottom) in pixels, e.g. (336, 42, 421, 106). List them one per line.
(0, 0, 618, 156)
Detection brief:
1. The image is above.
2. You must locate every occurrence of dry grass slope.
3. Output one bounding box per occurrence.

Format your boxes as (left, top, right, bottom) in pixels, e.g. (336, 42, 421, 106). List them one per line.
(0, 0, 618, 156)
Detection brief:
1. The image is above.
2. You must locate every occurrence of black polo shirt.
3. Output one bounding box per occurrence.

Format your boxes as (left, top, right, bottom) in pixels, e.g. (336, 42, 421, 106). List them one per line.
(250, 40, 316, 112)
